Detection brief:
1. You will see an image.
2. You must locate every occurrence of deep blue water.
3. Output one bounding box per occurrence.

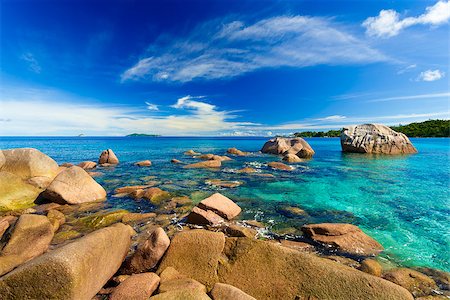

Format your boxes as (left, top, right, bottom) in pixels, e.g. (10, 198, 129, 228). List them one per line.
(1, 136, 449, 272)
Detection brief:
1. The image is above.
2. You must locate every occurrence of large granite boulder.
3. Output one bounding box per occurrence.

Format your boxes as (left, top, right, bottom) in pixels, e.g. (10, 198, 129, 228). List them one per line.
(0, 172, 41, 211)
(0, 214, 54, 276)
(383, 268, 438, 297)
(301, 223, 383, 256)
(341, 124, 417, 154)
(157, 231, 412, 299)
(0, 223, 132, 300)
(0, 148, 59, 180)
(261, 137, 315, 158)
(98, 149, 119, 164)
(40, 166, 107, 204)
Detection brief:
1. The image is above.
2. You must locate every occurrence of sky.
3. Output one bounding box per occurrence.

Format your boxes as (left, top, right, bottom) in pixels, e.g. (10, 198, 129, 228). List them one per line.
(0, 0, 449, 136)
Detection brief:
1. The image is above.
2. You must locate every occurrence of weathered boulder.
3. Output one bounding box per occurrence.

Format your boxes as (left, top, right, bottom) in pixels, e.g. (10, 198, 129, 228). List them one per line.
(157, 231, 412, 299)
(341, 124, 417, 154)
(0, 171, 41, 211)
(227, 148, 248, 156)
(0, 214, 54, 276)
(360, 259, 383, 277)
(158, 230, 226, 290)
(122, 227, 170, 274)
(186, 207, 225, 226)
(184, 160, 221, 169)
(40, 166, 107, 204)
(135, 160, 152, 167)
(211, 283, 256, 300)
(77, 161, 97, 170)
(302, 223, 383, 256)
(198, 193, 241, 220)
(110, 273, 160, 300)
(282, 153, 302, 163)
(261, 137, 315, 158)
(98, 149, 119, 164)
(0, 223, 132, 300)
(383, 268, 438, 297)
(1, 148, 59, 180)
(268, 161, 294, 171)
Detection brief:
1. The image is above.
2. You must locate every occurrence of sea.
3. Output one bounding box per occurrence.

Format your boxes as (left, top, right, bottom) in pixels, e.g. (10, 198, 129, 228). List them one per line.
(1, 136, 449, 272)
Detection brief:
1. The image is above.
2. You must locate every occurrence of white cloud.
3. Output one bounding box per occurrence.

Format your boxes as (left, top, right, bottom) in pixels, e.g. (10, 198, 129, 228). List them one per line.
(145, 102, 159, 110)
(363, 0, 450, 38)
(316, 115, 347, 121)
(121, 15, 386, 83)
(417, 69, 445, 81)
(366, 92, 450, 102)
(20, 53, 41, 73)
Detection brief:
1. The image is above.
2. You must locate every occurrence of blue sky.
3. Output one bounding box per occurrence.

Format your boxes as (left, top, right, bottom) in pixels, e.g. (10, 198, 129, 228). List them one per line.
(1, 0, 449, 136)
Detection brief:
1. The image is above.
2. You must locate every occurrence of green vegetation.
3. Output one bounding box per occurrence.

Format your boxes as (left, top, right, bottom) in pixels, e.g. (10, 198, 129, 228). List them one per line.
(126, 133, 160, 137)
(391, 119, 450, 137)
(293, 120, 450, 138)
(293, 130, 341, 138)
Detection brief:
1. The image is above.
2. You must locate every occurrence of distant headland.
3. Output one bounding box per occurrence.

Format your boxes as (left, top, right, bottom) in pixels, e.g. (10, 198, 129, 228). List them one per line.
(126, 133, 161, 137)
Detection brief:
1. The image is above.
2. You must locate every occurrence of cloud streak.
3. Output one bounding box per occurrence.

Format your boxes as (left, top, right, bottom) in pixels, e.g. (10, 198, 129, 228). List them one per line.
(121, 15, 386, 83)
(363, 0, 450, 38)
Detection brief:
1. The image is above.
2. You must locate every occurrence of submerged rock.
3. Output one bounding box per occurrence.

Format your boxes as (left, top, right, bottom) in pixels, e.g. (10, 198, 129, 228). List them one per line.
(0, 223, 132, 300)
(0, 214, 54, 276)
(205, 179, 242, 188)
(184, 160, 221, 169)
(135, 160, 152, 167)
(341, 124, 417, 154)
(171, 159, 182, 164)
(227, 148, 248, 156)
(261, 137, 315, 158)
(383, 268, 438, 297)
(301, 223, 384, 256)
(143, 187, 171, 204)
(110, 272, 160, 300)
(98, 149, 119, 164)
(236, 167, 257, 173)
(40, 166, 107, 205)
(268, 161, 294, 171)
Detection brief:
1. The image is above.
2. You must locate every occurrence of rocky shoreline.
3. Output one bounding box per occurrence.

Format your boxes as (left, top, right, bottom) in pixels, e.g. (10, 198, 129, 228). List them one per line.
(0, 125, 448, 299)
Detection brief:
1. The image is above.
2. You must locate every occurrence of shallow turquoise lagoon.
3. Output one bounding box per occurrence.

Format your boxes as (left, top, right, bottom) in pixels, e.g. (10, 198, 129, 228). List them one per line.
(1, 136, 449, 271)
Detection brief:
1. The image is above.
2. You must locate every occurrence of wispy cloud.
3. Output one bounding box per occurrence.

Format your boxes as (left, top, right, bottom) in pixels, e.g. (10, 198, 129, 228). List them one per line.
(366, 92, 450, 102)
(121, 15, 386, 83)
(20, 53, 41, 73)
(363, 0, 450, 38)
(417, 69, 445, 82)
(397, 64, 417, 74)
(315, 115, 347, 121)
(145, 102, 159, 111)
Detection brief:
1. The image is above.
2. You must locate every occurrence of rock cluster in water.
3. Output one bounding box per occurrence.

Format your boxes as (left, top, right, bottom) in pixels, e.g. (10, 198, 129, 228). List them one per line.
(0, 133, 439, 299)
(261, 137, 315, 161)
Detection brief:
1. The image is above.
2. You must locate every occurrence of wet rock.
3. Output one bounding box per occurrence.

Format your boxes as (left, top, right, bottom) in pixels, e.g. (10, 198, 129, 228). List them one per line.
(187, 207, 224, 226)
(282, 153, 302, 163)
(33, 202, 61, 213)
(301, 223, 384, 256)
(171, 159, 182, 164)
(115, 185, 153, 195)
(75, 209, 129, 230)
(98, 149, 119, 164)
(214, 155, 232, 161)
(143, 187, 171, 205)
(47, 209, 66, 232)
(243, 220, 265, 228)
(278, 205, 307, 217)
(360, 259, 383, 277)
(122, 227, 170, 274)
(0, 214, 54, 276)
(0, 223, 132, 300)
(110, 273, 160, 300)
(197, 193, 241, 220)
(383, 268, 438, 297)
(268, 161, 294, 171)
(261, 137, 315, 158)
(279, 240, 315, 252)
(341, 124, 417, 154)
(135, 160, 152, 167)
(237, 167, 257, 173)
(205, 179, 242, 188)
(184, 160, 221, 169)
(51, 229, 81, 245)
(211, 282, 256, 300)
(158, 230, 226, 290)
(198, 154, 215, 160)
(415, 267, 450, 290)
(40, 166, 106, 205)
(227, 148, 248, 156)
(77, 161, 97, 170)
(1, 148, 59, 180)
(224, 225, 257, 238)
(87, 171, 103, 177)
(122, 212, 156, 223)
(0, 171, 41, 211)
(184, 150, 201, 156)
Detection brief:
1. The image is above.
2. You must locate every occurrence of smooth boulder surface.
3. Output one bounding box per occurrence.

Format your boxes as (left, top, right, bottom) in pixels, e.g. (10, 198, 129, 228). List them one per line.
(268, 161, 294, 171)
(383, 268, 438, 297)
(210, 283, 256, 300)
(0, 171, 42, 211)
(197, 193, 241, 220)
(157, 231, 412, 299)
(41, 166, 107, 204)
(110, 273, 160, 300)
(184, 160, 221, 169)
(227, 148, 248, 156)
(98, 149, 119, 164)
(77, 161, 97, 170)
(0, 223, 132, 300)
(341, 124, 417, 154)
(1, 148, 59, 180)
(186, 207, 224, 226)
(122, 227, 170, 274)
(261, 137, 315, 158)
(0, 214, 54, 276)
(302, 223, 384, 256)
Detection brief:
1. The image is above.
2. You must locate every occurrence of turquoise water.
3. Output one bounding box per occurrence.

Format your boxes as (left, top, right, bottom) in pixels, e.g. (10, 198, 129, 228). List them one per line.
(1, 136, 449, 271)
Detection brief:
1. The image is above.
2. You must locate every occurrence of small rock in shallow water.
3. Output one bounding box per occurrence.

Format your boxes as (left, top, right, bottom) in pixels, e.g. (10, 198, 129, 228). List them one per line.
(205, 179, 242, 188)
(171, 158, 182, 164)
(268, 161, 294, 171)
(98, 149, 119, 164)
(261, 137, 315, 158)
(197, 193, 241, 220)
(237, 167, 257, 173)
(135, 160, 152, 167)
(184, 150, 201, 156)
(184, 160, 221, 169)
(77, 161, 97, 170)
(227, 147, 248, 156)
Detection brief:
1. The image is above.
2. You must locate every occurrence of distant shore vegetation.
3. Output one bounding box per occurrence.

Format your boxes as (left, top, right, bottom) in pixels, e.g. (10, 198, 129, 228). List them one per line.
(126, 133, 160, 137)
(293, 119, 450, 138)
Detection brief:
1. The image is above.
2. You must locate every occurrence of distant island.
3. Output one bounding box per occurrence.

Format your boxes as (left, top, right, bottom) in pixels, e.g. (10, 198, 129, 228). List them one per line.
(293, 119, 450, 138)
(126, 133, 160, 137)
